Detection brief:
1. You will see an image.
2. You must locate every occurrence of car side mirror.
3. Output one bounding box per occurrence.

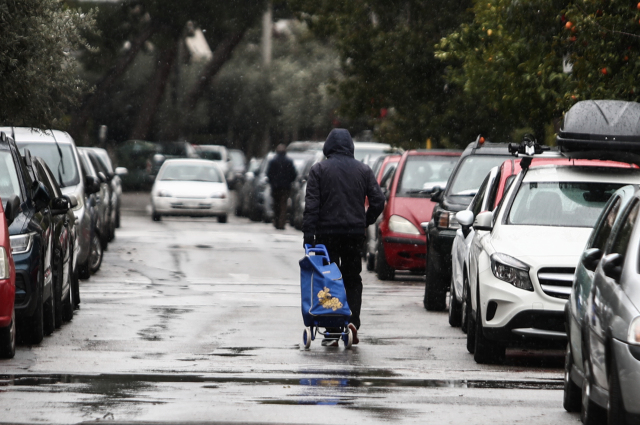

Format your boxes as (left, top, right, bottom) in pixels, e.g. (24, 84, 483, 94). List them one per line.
(51, 196, 71, 215)
(66, 195, 78, 208)
(601, 253, 623, 282)
(31, 181, 51, 212)
(456, 210, 474, 238)
(115, 167, 128, 176)
(97, 171, 108, 183)
(85, 176, 100, 195)
(381, 187, 389, 200)
(474, 210, 493, 231)
(431, 187, 444, 203)
(581, 248, 602, 272)
(420, 222, 429, 233)
(4, 194, 20, 227)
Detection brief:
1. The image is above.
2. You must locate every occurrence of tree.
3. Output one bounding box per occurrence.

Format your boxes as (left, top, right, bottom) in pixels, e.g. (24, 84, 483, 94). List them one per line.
(0, 0, 95, 128)
(289, 0, 475, 148)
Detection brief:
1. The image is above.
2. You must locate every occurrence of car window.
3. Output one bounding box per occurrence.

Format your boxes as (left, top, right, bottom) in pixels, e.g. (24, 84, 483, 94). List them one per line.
(160, 163, 223, 182)
(609, 200, 639, 260)
(396, 156, 458, 197)
(0, 150, 22, 201)
(590, 196, 622, 252)
(35, 161, 57, 201)
(471, 174, 490, 217)
(508, 182, 623, 227)
(18, 142, 80, 187)
(380, 161, 398, 182)
(448, 156, 510, 196)
(200, 150, 222, 161)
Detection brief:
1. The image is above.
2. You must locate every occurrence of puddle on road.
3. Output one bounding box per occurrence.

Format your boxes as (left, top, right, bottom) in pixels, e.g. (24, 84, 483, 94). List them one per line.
(0, 372, 563, 391)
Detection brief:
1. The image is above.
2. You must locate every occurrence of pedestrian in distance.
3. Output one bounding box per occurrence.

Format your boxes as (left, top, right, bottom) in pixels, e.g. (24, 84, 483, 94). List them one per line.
(267, 144, 297, 230)
(302, 128, 385, 346)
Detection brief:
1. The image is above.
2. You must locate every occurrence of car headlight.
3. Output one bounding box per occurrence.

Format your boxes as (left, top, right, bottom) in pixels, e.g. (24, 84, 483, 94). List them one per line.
(490, 253, 533, 291)
(388, 215, 421, 235)
(628, 317, 640, 346)
(0, 247, 9, 279)
(211, 192, 227, 199)
(157, 190, 172, 197)
(436, 209, 460, 230)
(10, 232, 35, 255)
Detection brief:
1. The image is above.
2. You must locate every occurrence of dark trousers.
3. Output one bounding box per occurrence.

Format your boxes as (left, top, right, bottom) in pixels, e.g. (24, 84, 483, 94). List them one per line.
(272, 188, 289, 229)
(316, 234, 365, 330)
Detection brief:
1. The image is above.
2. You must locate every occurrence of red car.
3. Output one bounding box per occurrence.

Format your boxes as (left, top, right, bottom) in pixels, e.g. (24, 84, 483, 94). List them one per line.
(0, 199, 17, 358)
(375, 150, 461, 280)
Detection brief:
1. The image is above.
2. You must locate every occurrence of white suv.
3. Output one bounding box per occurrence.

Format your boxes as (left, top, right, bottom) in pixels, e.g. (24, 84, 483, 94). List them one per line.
(466, 159, 640, 364)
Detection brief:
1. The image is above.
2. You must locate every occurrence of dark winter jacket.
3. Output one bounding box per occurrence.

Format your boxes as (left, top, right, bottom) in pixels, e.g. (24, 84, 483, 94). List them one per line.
(266, 152, 297, 190)
(303, 129, 385, 236)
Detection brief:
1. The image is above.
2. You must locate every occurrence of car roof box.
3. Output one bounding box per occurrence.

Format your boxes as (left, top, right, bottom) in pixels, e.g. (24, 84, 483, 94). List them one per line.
(558, 100, 640, 155)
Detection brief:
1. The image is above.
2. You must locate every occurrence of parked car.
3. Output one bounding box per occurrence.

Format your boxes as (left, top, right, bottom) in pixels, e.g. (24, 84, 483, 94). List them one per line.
(572, 187, 640, 425)
(195, 145, 230, 176)
(353, 141, 394, 167)
(115, 140, 159, 191)
(31, 157, 76, 328)
(364, 154, 401, 268)
(290, 152, 324, 230)
(423, 138, 513, 311)
(449, 158, 522, 329)
(9, 127, 92, 294)
(236, 157, 261, 217)
(0, 192, 17, 358)
(372, 150, 460, 280)
(465, 155, 640, 364)
(151, 159, 229, 222)
(86, 147, 127, 230)
(79, 149, 112, 252)
(563, 184, 638, 420)
(0, 132, 55, 343)
(227, 149, 247, 190)
(149, 142, 199, 181)
(76, 149, 106, 275)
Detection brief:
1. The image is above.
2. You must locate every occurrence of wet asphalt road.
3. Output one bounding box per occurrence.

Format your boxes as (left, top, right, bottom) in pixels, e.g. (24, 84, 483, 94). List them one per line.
(0, 193, 580, 424)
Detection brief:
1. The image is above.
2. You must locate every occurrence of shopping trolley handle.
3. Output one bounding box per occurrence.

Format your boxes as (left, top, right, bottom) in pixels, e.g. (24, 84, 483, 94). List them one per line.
(305, 244, 330, 261)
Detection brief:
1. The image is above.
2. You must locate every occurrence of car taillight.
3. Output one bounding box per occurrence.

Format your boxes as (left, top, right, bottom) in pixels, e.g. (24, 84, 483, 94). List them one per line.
(436, 211, 460, 230)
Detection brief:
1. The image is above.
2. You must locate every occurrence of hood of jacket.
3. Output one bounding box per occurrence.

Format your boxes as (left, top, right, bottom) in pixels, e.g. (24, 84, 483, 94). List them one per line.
(323, 129, 354, 158)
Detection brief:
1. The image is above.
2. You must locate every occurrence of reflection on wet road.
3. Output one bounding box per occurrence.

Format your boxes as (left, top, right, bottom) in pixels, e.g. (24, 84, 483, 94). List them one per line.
(0, 194, 578, 424)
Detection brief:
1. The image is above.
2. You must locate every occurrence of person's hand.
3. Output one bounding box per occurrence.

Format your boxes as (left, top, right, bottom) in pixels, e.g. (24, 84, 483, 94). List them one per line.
(303, 234, 315, 248)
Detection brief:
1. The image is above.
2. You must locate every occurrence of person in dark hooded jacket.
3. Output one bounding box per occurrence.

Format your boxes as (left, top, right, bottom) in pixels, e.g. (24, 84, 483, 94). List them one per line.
(267, 144, 297, 229)
(303, 128, 385, 345)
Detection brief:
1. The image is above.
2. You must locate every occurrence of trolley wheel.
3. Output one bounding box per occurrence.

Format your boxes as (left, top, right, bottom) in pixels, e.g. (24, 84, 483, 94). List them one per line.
(343, 328, 353, 349)
(303, 327, 312, 349)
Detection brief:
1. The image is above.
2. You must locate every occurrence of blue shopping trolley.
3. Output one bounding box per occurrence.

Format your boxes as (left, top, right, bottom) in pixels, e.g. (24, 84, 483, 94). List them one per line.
(299, 244, 353, 349)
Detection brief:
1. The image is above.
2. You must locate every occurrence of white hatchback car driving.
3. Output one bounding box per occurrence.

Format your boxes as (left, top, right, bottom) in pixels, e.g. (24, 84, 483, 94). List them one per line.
(466, 158, 640, 364)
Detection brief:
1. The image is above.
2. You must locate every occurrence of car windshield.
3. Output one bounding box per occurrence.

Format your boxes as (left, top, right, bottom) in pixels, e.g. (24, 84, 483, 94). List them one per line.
(449, 156, 509, 196)
(396, 156, 458, 197)
(159, 162, 223, 182)
(508, 181, 624, 227)
(18, 142, 80, 187)
(0, 151, 22, 200)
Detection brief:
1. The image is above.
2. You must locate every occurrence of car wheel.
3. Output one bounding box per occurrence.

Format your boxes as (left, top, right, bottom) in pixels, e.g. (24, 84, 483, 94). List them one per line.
(366, 251, 375, 272)
(249, 205, 261, 222)
(43, 285, 55, 336)
(581, 353, 606, 425)
(608, 355, 629, 425)
(466, 285, 475, 353)
(53, 254, 63, 329)
(461, 274, 470, 334)
(108, 220, 115, 242)
(78, 254, 91, 280)
(71, 265, 81, 308)
(61, 258, 74, 322)
(375, 239, 395, 280)
(115, 206, 121, 228)
(424, 255, 446, 311)
(563, 341, 581, 412)
(152, 211, 161, 222)
(448, 277, 462, 327)
(89, 231, 103, 274)
(218, 214, 228, 224)
(0, 309, 16, 358)
(100, 228, 109, 250)
(25, 283, 44, 344)
(473, 290, 505, 364)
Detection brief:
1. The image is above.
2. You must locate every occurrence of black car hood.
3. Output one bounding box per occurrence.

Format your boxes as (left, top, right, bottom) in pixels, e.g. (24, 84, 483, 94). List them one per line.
(442, 195, 473, 212)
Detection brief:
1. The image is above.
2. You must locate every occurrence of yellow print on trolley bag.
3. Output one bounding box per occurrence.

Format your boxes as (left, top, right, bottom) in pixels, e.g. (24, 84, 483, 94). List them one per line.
(317, 287, 343, 311)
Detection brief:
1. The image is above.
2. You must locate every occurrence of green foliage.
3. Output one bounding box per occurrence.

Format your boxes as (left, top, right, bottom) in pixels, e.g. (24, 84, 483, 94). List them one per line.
(0, 0, 95, 128)
(290, 0, 474, 148)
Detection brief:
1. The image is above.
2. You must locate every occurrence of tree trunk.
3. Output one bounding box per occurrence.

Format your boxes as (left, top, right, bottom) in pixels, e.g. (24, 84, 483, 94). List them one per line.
(129, 44, 177, 141)
(69, 25, 156, 143)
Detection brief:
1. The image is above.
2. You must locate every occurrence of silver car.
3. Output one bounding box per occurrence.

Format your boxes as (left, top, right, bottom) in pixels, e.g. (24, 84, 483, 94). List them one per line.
(571, 186, 640, 424)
